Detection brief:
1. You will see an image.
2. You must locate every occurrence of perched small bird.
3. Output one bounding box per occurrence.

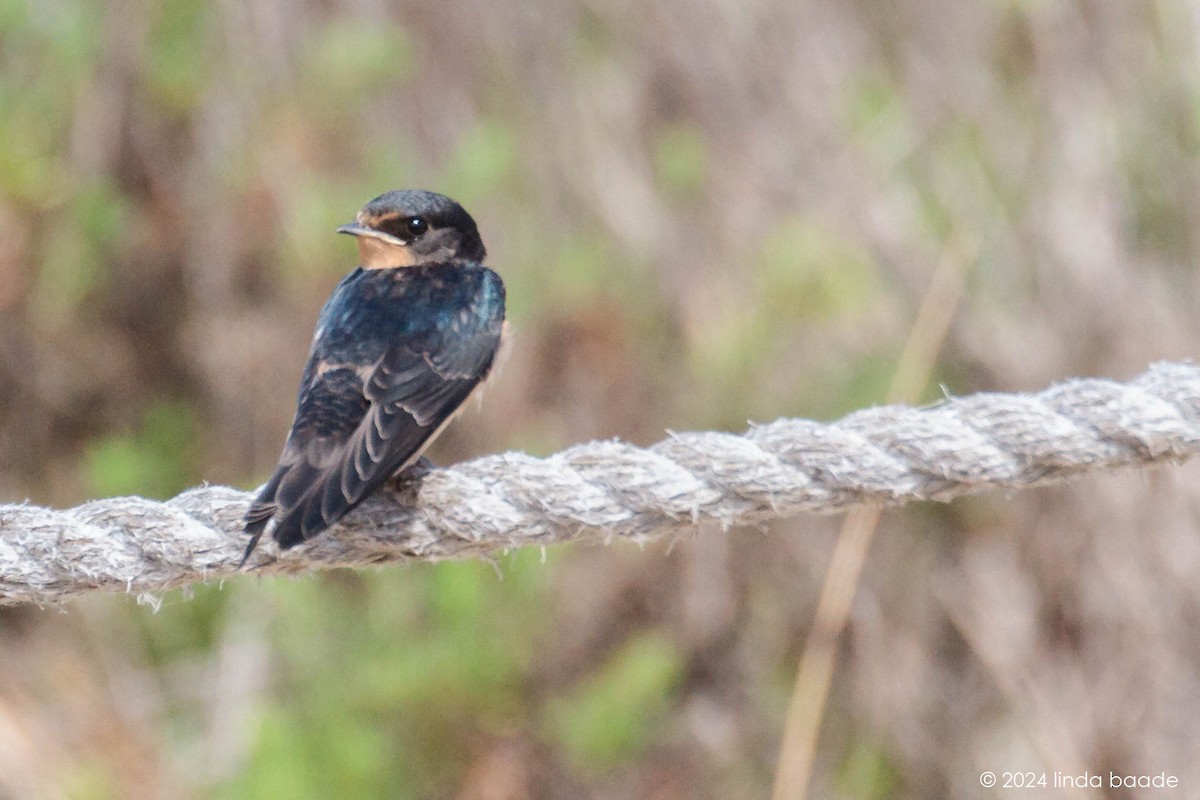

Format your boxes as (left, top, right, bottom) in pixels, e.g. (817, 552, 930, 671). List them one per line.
(241, 190, 505, 563)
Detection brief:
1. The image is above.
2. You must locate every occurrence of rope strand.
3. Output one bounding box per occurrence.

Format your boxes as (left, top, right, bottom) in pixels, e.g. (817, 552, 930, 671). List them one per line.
(2, 361, 1198, 606)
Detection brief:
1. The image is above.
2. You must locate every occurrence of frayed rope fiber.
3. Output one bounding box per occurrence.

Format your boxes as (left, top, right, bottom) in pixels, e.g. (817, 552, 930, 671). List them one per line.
(3, 361, 1200, 606)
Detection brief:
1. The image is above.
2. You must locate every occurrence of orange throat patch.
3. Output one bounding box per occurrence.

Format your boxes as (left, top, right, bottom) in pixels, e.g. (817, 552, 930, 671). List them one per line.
(357, 237, 417, 269)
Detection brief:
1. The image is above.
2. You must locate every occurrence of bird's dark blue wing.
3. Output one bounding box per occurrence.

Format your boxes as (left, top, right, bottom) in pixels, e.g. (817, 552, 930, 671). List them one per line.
(244, 266, 505, 553)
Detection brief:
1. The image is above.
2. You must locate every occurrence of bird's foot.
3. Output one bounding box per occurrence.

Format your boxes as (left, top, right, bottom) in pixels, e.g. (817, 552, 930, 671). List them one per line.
(391, 456, 437, 490)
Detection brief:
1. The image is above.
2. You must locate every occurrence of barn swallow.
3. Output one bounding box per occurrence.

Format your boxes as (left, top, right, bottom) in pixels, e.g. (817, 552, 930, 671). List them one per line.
(240, 190, 505, 564)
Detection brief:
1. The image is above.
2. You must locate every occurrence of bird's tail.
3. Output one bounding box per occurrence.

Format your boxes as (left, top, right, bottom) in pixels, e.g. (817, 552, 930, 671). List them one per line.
(239, 504, 275, 568)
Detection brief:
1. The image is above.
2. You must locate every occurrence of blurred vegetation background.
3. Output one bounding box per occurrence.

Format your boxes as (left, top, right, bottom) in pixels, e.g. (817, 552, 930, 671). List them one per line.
(2, 0, 1200, 797)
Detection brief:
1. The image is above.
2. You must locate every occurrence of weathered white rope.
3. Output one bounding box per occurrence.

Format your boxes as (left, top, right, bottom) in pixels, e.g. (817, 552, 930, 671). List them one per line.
(2, 361, 1198, 606)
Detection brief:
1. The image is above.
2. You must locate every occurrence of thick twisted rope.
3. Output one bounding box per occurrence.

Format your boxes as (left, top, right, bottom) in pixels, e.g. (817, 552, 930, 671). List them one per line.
(2, 361, 1199, 606)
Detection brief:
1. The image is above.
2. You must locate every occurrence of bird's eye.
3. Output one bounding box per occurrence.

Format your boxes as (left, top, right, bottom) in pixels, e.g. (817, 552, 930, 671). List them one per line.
(405, 217, 428, 238)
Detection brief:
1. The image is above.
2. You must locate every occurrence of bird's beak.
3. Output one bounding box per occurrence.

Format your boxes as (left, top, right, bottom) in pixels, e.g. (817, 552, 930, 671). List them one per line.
(335, 223, 409, 246)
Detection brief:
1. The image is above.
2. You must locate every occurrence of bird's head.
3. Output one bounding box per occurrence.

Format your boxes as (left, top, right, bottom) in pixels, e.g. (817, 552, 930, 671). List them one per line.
(336, 190, 487, 269)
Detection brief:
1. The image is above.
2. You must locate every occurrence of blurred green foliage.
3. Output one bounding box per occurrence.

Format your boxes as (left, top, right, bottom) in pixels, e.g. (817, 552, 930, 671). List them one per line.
(0, 0, 98, 202)
(225, 551, 550, 798)
(59, 757, 118, 800)
(146, 0, 209, 114)
(84, 401, 199, 500)
(280, 177, 369, 280)
(757, 217, 882, 322)
(845, 71, 915, 165)
(32, 178, 129, 323)
(654, 123, 709, 197)
(688, 215, 889, 425)
(836, 740, 901, 800)
(126, 549, 686, 795)
(301, 18, 413, 103)
(545, 632, 684, 772)
(443, 119, 519, 206)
